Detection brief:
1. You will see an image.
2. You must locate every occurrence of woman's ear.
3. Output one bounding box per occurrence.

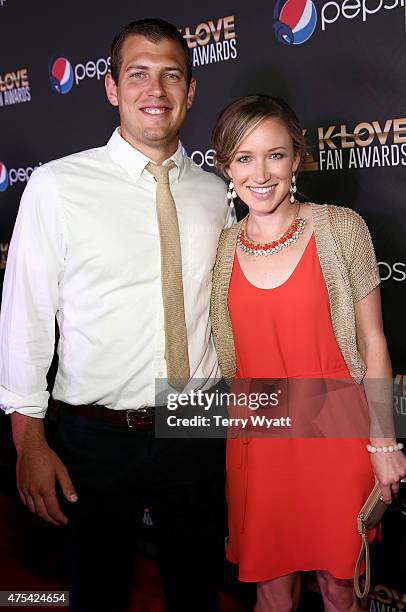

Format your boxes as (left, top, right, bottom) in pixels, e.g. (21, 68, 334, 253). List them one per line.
(224, 167, 232, 180)
(292, 152, 301, 173)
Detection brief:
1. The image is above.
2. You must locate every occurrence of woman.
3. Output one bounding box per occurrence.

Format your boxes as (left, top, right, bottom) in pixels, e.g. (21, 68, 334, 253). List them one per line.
(210, 95, 406, 611)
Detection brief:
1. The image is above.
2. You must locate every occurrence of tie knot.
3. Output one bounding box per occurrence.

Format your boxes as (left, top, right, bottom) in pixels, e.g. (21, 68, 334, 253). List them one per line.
(146, 160, 176, 184)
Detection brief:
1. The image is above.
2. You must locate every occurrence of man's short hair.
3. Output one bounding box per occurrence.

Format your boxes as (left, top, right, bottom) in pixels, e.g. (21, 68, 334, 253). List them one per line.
(110, 18, 193, 86)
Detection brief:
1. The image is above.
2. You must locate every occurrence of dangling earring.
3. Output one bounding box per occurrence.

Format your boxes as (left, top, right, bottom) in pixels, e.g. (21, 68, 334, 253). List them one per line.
(289, 172, 297, 204)
(227, 180, 237, 208)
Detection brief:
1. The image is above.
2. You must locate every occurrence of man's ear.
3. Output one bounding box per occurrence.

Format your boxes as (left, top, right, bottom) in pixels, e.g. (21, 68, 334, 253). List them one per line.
(186, 77, 197, 110)
(105, 73, 119, 107)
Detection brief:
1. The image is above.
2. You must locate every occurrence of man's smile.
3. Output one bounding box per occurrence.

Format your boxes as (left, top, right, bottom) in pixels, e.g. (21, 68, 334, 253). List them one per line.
(141, 106, 170, 115)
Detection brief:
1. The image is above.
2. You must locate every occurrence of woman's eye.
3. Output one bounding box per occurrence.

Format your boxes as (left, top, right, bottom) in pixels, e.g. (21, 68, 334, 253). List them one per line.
(270, 152, 284, 159)
(237, 156, 251, 163)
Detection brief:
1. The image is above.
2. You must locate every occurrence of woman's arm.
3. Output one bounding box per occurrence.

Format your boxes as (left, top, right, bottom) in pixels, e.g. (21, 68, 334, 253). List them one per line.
(355, 286, 406, 503)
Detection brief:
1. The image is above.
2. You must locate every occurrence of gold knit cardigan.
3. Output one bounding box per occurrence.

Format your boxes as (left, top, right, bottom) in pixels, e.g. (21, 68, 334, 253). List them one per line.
(210, 203, 381, 384)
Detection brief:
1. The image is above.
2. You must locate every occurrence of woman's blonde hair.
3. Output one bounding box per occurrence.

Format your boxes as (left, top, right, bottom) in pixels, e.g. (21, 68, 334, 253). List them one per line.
(212, 94, 307, 176)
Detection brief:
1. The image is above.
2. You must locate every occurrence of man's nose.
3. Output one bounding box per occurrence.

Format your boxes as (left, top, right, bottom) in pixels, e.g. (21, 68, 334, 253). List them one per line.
(147, 75, 165, 97)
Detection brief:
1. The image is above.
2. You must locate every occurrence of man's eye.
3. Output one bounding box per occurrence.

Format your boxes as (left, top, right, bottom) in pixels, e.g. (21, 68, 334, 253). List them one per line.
(130, 72, 145, 79)
(165, 73, 180, 80)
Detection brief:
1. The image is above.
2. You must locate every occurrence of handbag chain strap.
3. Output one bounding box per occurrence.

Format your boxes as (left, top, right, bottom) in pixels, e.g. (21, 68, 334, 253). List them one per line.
(354, 524, 370, 598)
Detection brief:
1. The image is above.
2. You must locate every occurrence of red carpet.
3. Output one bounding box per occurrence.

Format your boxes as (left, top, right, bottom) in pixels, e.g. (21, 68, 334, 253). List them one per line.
(0, 494, 249, 612)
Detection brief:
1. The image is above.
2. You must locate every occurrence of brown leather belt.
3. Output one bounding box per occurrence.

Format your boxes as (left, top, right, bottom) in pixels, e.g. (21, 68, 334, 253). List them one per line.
(55, 401, 156, 431)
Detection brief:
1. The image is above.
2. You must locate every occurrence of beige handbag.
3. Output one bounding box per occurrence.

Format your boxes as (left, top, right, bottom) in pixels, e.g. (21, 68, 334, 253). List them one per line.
(353, 483, 387, 598)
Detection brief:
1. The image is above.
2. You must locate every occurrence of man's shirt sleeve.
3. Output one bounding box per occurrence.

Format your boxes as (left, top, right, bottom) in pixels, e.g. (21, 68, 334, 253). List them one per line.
(0, 166, 67, 418)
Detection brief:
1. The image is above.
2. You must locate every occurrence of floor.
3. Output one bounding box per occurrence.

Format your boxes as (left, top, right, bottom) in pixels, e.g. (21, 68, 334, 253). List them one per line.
(0, 490, 254, 612)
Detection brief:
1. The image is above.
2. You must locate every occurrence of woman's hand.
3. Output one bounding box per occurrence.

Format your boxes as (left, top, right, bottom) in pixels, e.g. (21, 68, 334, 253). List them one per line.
(370, 449, 406, 504)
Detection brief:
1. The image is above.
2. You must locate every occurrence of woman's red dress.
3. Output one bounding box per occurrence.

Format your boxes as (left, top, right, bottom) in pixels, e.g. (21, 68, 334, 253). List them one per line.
(227, 233, 375, 582)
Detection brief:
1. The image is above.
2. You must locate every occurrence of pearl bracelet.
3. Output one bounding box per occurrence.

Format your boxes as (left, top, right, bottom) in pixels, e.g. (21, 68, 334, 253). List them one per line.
(366, 442, 404, 454)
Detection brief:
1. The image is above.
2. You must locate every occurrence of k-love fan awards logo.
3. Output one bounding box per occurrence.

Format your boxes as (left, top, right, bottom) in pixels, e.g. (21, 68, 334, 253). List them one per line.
(274, 0, 405, 45)
(308, 576, 406, 611)
(368, 584, 406, 611)
(0, 68, 31, 107)
(49, 54, 111, 95)
(179, 16, 237, 67)
(302, 117, 406, 172)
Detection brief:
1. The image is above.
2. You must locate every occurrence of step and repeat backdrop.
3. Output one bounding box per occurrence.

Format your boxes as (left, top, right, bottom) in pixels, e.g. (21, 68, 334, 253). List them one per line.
(0, 0, 406, 609)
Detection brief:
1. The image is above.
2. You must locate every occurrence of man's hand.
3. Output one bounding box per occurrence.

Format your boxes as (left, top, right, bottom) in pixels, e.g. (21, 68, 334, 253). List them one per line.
(16, 443, 78, 525)
(11, 413, 78, 526)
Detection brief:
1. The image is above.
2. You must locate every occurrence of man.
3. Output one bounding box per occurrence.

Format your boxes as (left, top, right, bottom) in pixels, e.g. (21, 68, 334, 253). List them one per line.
(0, 18, 232, 612)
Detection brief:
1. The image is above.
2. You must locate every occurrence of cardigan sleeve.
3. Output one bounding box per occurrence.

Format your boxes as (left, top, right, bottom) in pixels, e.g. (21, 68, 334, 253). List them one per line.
(210, 226, 238, 382)
(210, 230, 227, 352)
(333, 207, 381, 303)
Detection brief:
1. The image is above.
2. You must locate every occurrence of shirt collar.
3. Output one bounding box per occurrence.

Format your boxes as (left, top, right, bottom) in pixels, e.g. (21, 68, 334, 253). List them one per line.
(106, 127, 184, 183)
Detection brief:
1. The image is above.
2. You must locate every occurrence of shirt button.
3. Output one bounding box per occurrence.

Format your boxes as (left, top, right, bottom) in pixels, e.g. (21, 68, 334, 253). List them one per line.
(158, 371, 164, 377)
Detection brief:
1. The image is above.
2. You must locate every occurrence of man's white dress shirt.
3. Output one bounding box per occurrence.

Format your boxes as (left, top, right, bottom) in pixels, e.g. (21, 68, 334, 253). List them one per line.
(0, 129, 232, 417)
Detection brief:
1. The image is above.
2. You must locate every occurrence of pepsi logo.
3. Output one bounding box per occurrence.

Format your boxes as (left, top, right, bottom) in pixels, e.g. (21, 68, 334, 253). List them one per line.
(181, 145, 216, 168)
(49, 57, 74, 95)
(274, 0, 317, 45)
(0, 161, 9, 192)
(48, 54, 111, 96)
(0, 161, 42, 192)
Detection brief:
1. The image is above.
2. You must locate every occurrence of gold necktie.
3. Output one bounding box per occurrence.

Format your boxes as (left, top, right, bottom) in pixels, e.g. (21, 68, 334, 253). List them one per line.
(146, 161, 190, 391)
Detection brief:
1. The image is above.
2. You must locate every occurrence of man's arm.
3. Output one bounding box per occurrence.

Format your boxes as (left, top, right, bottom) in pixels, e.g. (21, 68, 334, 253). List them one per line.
(0, 166, 78, 524)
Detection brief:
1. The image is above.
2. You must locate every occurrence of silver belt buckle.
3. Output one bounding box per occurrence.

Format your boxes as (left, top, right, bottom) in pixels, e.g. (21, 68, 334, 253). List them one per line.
(126, 407, 154, 429)
(126, 409, 138, 429)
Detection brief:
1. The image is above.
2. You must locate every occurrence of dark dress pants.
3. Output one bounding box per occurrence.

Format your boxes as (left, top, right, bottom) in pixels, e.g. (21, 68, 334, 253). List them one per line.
(53, 407, 226, 612)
